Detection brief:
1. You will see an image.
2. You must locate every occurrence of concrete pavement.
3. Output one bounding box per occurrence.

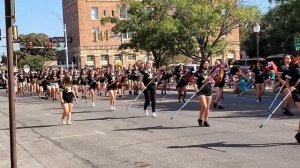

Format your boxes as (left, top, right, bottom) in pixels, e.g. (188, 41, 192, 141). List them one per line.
(0, 88, 299, 168)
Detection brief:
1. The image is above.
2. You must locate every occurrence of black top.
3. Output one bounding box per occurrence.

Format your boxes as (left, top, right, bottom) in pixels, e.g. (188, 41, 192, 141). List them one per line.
(131, 69, 140, 81)
(140, 68, 155, 87)
(253, 68, 268, 83)
(88, 76, 97, 85)
(287, 64, 300, 90)
(278, 65, 290, 81)
(194, 70, 212, 93)
(57, 73, 64, 84)
(17, 74, 25, 82)
(105, 72, 116, 85)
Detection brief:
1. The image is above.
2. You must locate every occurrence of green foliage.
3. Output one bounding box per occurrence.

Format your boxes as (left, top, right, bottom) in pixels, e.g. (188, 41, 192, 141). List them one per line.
(18, 55, 45, 71)
(242, 0, 300, 57)
(102, 0, 258, 65)
(18, 33, 56, 61)
(173, 0, 260, 61)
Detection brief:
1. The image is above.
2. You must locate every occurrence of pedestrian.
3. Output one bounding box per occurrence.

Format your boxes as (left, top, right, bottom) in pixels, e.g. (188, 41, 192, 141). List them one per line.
(60, 75, 76, 125)
(278, 55, 293, 116)
(105, 65, 118, 111)
(140, 61, 159, 117)
(88, 69, 97, 107)
(213, 61, 226, 109)
(285, 56, 300, 143)
(174, 64, 188, 103)
(193, 61, 214, 127)
(252, 62, 268, 102)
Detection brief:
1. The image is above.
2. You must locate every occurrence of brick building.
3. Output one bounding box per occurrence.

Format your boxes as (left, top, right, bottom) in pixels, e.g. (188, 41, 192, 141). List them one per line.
(62, 0, 146, 69)
(62, 0, 240, 68)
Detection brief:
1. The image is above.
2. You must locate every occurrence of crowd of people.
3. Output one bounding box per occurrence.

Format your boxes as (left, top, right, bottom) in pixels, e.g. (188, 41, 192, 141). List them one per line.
(1, 55, 300, 143)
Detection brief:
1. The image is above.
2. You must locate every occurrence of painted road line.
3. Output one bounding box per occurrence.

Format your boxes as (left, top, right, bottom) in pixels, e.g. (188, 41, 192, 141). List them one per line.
(50, 130, 106, 140)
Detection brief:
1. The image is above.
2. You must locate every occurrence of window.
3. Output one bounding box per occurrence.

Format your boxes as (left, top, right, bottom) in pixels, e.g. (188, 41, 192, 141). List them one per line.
(122, 32, 133, 39)
(103, 10, 106, 16)
(114, 55, 122, 61)
(128, 54, 136, 60)
(87, 55, 94, 61)
(92, 28, 100, 41)
(101, 55, 109, 61)
(91, 7, 99, 20)
(120, 8, 127, 19)
(112, 10, 115, 17)
(101, 55, 109, 67)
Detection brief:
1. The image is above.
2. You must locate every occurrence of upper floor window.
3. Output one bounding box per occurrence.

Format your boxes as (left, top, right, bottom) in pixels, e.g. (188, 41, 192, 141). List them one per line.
(103, 10, 106, 17)
(92, 28, 100, 41)
(91, 7, 99, 20)
(112, 10, 115, 17)
(120, 8, 127, 19)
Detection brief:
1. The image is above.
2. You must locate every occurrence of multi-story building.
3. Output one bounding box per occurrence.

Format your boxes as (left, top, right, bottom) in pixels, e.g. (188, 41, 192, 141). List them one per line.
(62, 0, 240, 68)
(62, 0, 146, 69)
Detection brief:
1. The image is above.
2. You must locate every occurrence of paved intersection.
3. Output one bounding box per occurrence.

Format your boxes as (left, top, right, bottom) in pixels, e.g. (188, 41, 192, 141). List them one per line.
(0, 89, 299, 168)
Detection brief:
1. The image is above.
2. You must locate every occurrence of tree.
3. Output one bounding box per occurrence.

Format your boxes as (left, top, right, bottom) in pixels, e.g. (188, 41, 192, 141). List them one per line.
(242, 0, 300, 57)
(18, 33, 56, 61)
(101, 0, 180, 67)
(1, 55, 7, 65)
(172, 0, 259, 62)
(18, 55, 45, 71)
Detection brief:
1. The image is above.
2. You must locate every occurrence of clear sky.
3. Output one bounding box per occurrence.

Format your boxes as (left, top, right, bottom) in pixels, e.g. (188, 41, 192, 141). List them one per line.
(0, 0, 274, 56)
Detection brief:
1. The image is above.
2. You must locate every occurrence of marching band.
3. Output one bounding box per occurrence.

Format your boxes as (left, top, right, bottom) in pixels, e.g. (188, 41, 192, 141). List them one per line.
(1, 55, 300, 143)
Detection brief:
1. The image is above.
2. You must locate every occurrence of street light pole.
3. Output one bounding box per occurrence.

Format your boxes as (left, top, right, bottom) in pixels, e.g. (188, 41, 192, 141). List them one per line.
(52, 12, 69, 68)
(64, 23, 69, 68)
(256, 33, 259, 62)
(253, 23, 261, 62)
(5, 0, 17, 167)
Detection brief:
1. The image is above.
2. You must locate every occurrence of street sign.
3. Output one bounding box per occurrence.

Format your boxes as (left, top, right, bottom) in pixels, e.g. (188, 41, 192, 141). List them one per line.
(49, 37, 72, 43)
(295, 37, 300, 51)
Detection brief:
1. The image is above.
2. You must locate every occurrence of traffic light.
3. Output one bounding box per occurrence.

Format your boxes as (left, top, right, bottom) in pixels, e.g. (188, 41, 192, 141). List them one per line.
(0, 28, 1, 41)
(28, 41, 33, 49)
(12, 25, 18, 40)
(48, 41, 52, 49)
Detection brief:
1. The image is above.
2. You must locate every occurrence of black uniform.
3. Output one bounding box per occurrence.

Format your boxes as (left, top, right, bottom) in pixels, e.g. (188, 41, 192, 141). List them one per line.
(140, 68, 156, 112)
(287, 64, 300, 102)
(72, 74, 80, 86)
(88, 76, 97, 90)
(62, 86, 74, 103)
(194, 70, 213, 96)
(253, 68, 268, 84)
(174, 70, 188, 88)
(278, 65, 290, 88)
(106, 72, 118, 90)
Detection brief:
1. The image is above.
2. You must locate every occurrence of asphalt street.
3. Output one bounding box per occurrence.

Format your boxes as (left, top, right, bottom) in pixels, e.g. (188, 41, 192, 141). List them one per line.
(0, 88, 299, 168)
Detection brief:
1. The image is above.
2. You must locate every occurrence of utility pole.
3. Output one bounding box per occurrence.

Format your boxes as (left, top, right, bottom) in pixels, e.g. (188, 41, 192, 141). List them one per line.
(5, 0, 17, 167)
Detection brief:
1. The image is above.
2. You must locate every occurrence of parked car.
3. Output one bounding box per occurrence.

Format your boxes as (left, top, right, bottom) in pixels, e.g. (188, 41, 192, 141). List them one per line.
(186, 64, 200, 73)
(230, 57, 266, 74)
(231, 58, 266, 70)
(266, 54, 286, 67)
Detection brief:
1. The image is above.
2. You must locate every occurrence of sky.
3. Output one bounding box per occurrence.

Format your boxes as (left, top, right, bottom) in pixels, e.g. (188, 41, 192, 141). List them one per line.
(0, 0, 274, 56)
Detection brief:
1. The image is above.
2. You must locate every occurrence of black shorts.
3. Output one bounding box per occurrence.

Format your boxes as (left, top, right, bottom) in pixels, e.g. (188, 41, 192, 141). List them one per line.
(63, 96, 73, 104)
(292, 90, 300, 102)
(197, 90, 212, 97)
(107, 84, 118, 91)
